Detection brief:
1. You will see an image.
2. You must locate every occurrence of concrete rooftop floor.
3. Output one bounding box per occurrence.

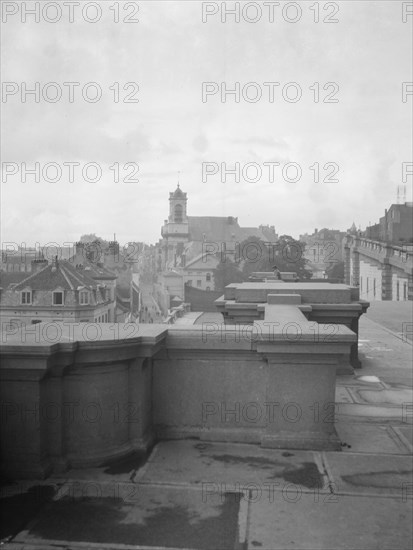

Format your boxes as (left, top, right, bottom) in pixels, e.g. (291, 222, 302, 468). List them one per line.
(1, 302, 412, 550)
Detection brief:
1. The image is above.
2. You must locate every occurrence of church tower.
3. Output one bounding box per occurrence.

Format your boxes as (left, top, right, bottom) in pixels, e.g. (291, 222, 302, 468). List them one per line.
(168, 184, 188, 223)
(160, 184, 190, 269)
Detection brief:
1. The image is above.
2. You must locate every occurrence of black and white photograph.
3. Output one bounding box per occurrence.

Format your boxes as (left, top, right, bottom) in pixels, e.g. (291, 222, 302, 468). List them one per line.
(1, 1, 412, 548)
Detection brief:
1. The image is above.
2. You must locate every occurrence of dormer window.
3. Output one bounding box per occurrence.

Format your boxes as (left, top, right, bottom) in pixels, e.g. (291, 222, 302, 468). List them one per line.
(79, 290, 89, 305)
(21, 291, 32, 304)
(53, 291, 64, 305)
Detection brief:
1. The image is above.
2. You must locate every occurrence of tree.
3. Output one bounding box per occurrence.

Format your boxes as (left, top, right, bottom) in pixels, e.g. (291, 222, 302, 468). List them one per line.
(239, 235, 312, 280)
(213, 259, 245, 291)
(326, 261, 344, 281)
(80, 233, 100, 243)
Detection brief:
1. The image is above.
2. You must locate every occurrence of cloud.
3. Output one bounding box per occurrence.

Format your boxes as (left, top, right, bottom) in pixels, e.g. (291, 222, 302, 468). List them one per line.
(1, 1, 411, 245)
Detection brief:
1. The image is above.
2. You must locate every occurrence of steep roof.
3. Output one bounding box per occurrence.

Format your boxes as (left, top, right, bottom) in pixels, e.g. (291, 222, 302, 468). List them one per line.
(13, 261, 99, 291)
(79, 263, 117, 280)
(239, 227, 271, 241)
(170, 185, 186, 200)
(185, 253, 219, 270)
(0, 271, 30, 289)
(188, 216, 241, 242)
(68, 252, 117, 280)
(187, 216, 275, 244)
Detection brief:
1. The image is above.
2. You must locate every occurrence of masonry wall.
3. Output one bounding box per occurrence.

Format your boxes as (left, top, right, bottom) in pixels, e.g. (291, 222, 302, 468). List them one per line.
(153, 349, 267, 442)
(359, 258, 383, 301)
(392, 271, 409, 301)
(344, 235, 413, 301)
(2, 288, 77, 308)
(0, 306, 112, 327)
(184, 285, 222, 312)
(0, 321, 355, 477)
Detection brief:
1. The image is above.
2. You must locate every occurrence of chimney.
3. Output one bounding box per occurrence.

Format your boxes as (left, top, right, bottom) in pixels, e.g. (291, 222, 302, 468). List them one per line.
(51, 255, 58, 272)
(31, 258, 48, 273)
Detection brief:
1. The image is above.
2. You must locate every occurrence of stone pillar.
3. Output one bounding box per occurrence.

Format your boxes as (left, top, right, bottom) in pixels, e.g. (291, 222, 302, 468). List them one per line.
(351, 248, 360, 287)
(44, 357, 75, 473)
(343, 238, 351, 285)
(255, 294, 356, 450)
(0, 353, 52, 478)
(350, 314, 362, 369)
(261, 357, 341, 450)
(128, 357, 154, 451)
(408, 273, 413, 301)
(381, 261, 392, 300)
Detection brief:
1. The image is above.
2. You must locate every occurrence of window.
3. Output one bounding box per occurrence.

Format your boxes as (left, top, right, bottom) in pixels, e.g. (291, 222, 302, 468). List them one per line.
(79, 290, 89, 305)
(206, 273, 211, 282)
(53, 291, 64, 305)
(360, 277, 363, 291)
(397, 281, 400, 301)
(197, 280, 202, 287)
(373, 279, 376, 297)
(404, 282, 407, 300)
(206, 286, 211, 291)
(174, 204, 183, 223)
(21, 291, 32, 304)
(187, 280, 192, 286)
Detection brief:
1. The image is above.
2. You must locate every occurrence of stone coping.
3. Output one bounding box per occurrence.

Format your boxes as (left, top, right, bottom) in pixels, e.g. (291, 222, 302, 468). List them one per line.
(233, 282, 352, 290)
(0, 319, 356, 357)
(221, 282, 358, 304)
(0, 322, 168, 349)
(216, 299, 366, 312)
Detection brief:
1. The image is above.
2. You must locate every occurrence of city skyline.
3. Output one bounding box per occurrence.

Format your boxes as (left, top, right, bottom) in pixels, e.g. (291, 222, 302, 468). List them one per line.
(2, 1, 412, 245)
(1, 186, 409, 248)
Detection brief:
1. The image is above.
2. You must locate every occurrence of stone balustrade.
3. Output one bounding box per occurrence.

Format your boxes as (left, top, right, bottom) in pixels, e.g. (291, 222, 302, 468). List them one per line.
(344, 235, 413, 300)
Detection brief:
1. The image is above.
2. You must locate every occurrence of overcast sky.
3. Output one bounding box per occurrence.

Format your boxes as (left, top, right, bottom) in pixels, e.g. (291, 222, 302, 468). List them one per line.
(1, 0, 412, 247)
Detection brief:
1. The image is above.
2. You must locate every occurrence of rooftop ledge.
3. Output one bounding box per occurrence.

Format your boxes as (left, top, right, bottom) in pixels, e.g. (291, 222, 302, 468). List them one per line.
(0, 319, 357, 475)
(0, 322, 168, 351)
(0, 319, 357, 357)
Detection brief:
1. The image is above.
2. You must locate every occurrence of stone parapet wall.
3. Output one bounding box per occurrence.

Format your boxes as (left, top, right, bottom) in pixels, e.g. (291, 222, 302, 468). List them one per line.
(359, 258, 383, 300)
(0, 316, 356, 478)
(215, 282, 368, 371)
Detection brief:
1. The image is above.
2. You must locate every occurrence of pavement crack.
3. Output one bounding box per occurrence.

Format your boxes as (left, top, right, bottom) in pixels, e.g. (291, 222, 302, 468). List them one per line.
(327, 480, 336, 494)
(319, 452, 336, 493)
